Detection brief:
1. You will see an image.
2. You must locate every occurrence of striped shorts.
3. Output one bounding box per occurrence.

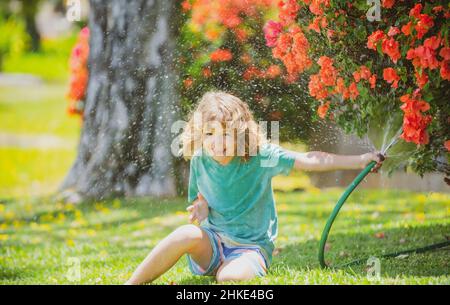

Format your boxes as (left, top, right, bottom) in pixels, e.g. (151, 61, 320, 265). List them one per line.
(186, 226, 268, 277)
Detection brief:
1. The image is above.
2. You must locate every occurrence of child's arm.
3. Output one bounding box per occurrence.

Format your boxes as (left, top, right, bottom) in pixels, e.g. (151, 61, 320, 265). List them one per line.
(286, 150, 385, 172)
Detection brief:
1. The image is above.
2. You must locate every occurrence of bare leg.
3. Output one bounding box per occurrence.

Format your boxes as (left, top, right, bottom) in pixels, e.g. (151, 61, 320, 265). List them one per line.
(215, 253, 263, 283)
(125, 224, 213, 285)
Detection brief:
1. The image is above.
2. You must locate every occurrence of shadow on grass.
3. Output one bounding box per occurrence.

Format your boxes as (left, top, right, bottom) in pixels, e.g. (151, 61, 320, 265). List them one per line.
(0, 265, 35, 282)
(0, 196, 187, 226)
(275, 223, 449, 278)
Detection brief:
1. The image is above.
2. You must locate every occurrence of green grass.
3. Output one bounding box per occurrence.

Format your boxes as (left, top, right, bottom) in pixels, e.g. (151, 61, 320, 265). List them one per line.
(3, 35, 77, 82)
(0, 148, 76, 198)
(0, 83, 79, 198)
(0, 84, 81, 138)
(0, 189, 448, 284)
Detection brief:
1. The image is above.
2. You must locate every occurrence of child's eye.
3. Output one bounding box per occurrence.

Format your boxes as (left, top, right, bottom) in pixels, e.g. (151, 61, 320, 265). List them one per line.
(205, 132, 213, 136)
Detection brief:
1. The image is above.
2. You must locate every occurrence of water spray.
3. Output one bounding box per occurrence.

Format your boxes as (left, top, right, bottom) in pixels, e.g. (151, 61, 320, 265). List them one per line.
(318, 129, 450, 269)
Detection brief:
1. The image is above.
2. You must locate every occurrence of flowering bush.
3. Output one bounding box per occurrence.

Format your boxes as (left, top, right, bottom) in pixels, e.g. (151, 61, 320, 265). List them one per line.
(67, 26, 89, 116)
(264, 0, 449, 175)
(179, 0, 317, 141)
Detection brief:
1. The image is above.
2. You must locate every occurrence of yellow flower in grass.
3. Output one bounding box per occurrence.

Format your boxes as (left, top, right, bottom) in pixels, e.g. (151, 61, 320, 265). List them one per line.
(376, 204, 386, 212)
(100, 207, 110, 214)
(0, 234, 9, 241)
(66, 239, 75, 247)
(86, 229, 96, 237)
(74, 210, 83, 219)
(415, 194, 427, 205)
(65, 203, 75, 211)
(39, 224, 51, 231)
(277, 203, 289, 212)
(68, 229, 78, 237)
(24, 203, 33, 213)
(0, 223, 8, 230)
(4, 211, 15, 221)
(56, 213, 66, 223)
(415, 212, 426, 222)
(0, 204, 5, 213)
(41, 213, 54, 222)
(306, 186, 321, 194)
(112, 199, 121, 209)
(12, 220, 23, 229)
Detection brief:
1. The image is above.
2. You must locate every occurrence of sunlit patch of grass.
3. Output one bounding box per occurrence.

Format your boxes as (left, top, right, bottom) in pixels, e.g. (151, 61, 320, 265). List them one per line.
(3, 34, 77, 82)
(0, 148, 76, 198)
(0, 189, 448, 284)
(0, 84, 81, 138)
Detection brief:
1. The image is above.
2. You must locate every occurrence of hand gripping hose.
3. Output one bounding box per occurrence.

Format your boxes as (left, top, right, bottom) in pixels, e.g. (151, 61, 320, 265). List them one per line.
(318, 160, 450, 269)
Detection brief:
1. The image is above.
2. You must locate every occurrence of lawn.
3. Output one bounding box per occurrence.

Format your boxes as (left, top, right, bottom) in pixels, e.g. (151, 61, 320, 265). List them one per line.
(0, 188, 448, 284)
(0, 55, 449, 284)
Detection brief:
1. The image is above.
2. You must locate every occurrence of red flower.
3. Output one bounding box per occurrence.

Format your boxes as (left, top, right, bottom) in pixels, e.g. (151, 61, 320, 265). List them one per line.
(432, 6, 443, 14)
(440, 60, 450, 81)
(383, 67, 400, 88)
(210, 49, 233, 62)
(279, 0, 301, 26)
(401, 21, 412, 36)
(367, 30, 386, 50)
(308, 74, 328, 100)
(348, 82, 359, 100)
(387, 26, 400, 37)
(359, 65, 372, 80)
(309, 0, 330, 16)
(382, 0, 395, 9)
(407, 42, 439, 70)
(353, 71, 361, 82)
(399, 93, 432, 145)
(409, 4, 422, 18)
(202, 67, 212, 78)
(272, 25, 312, 77)
(424, 35, 441, 50)
(67, 70, 88, 101)
(264, 21, 283, 47)
(181, 0, 191, 12)
(317, 56, 337, 86)
(234, 28, 248, 42)
(369, 74, 377, 89)
(335, 77, 346, 93)
(317, 100, 330, 119)
(308, 16, 327, 33)
(67, 26, 90, 113)
(243, 66, 263, 80)
(183, 77, 193, 88)
(439, 47, 450, 61)
(382, 37, 401, 63)
(445, 140, 450, 152)
(414, 70, 428, 89)
(415, 14, 434, 39)
(264, 65, 282, 79)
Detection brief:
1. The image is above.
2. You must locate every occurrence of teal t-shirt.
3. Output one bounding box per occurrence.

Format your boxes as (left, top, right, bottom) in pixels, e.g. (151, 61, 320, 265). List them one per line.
(187, 142, 296, 265)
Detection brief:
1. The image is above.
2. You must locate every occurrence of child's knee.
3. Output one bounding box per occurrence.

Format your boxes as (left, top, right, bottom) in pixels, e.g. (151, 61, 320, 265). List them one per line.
(215, 262, 256, 283)
(172, 224, 204, 249)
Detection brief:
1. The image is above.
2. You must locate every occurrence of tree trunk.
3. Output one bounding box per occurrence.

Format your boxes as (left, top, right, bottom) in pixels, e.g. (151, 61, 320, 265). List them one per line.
(60, 0, 185, 201)
(22, 0, 41, 52)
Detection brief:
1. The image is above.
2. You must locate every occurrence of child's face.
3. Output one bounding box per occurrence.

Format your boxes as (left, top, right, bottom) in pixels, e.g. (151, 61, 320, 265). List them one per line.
(202, 121, 236, 157)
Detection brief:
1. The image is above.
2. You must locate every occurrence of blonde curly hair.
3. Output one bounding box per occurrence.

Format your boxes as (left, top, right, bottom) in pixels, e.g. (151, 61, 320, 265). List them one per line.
(180, 91, 268, 161)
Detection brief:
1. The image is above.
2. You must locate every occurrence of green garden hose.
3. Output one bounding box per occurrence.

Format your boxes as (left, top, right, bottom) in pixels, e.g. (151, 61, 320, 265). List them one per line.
(318, 160, 450, 269)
